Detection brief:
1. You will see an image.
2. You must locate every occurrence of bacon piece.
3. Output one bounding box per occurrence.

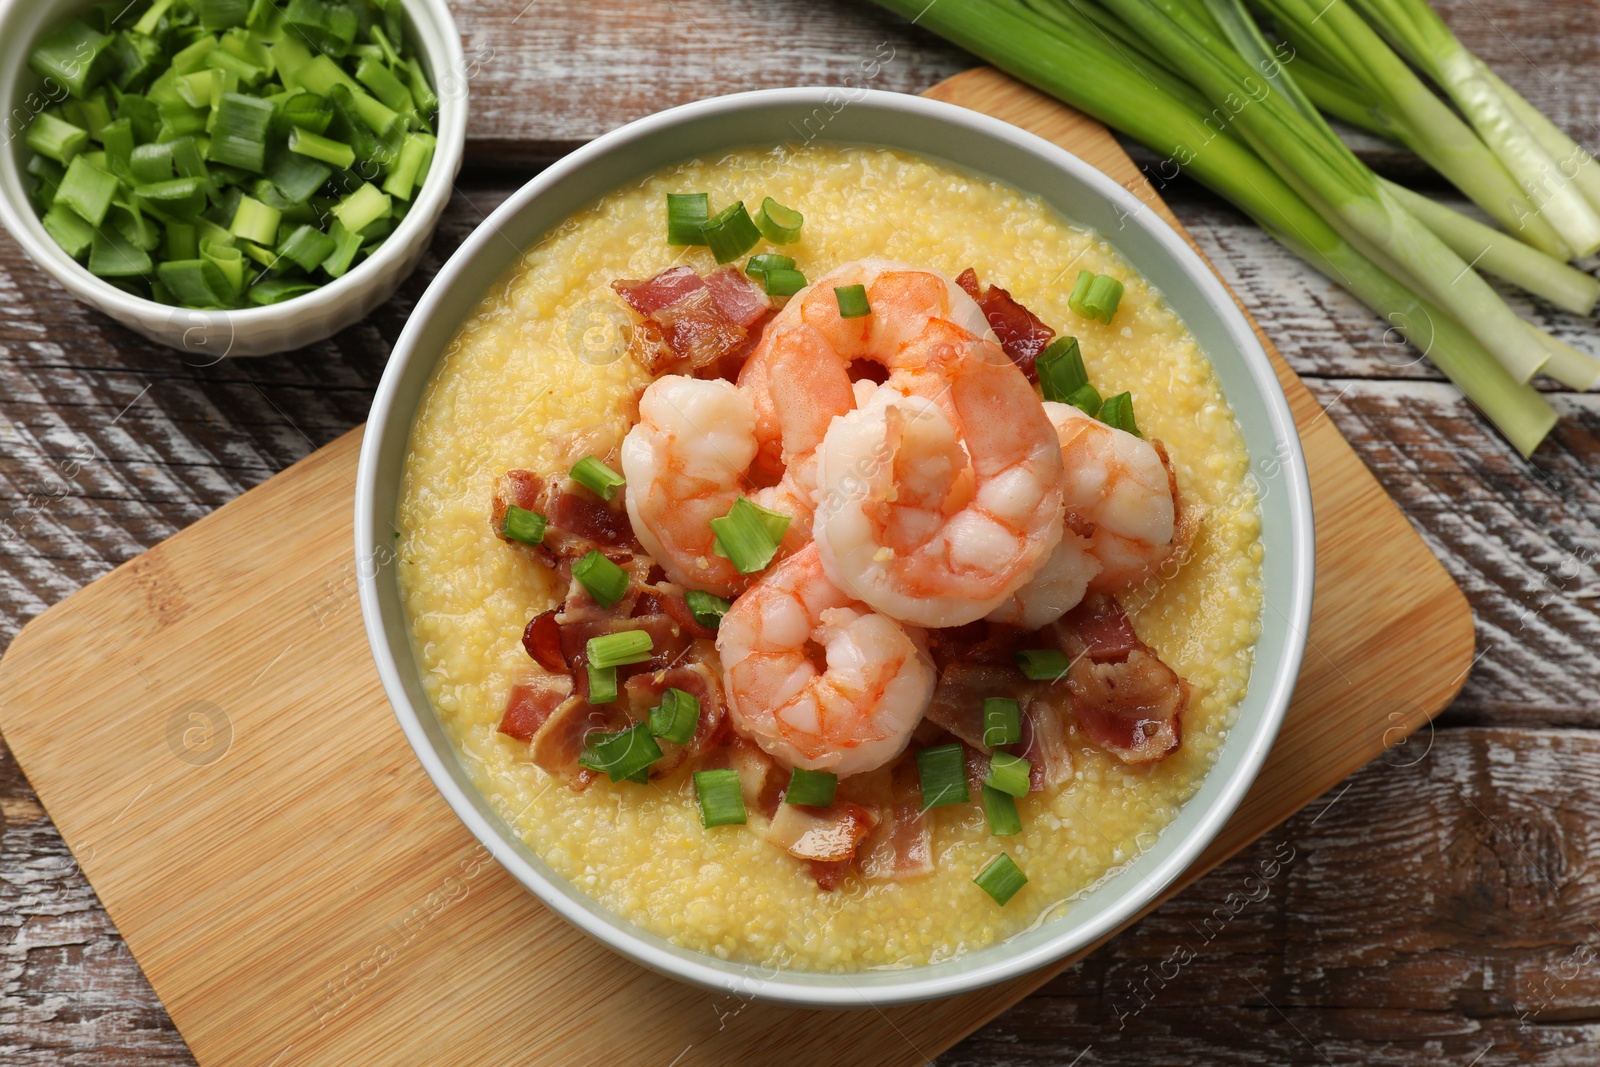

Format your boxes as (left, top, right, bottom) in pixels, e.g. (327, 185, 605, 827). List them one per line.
(621, 660, 729, 777)
(766, 801, 879, 863)
(1015, 701, 1074, 789)
(697, 737, 782, 818)
(612, 265, 704, 315)
(860, 757, 934, 881)
(651, 287, 747, 369)
(1049, 595, 1186, 764)
(527, 695, 625, 790)
(703, 266, 772, 327)
(924, 663, 1022, 750)
(956, 267, 1055, 381)
(521, 609, 566, 672)
(498, 673, 574, 742)
(491, 470, 638, 560)
(808, 859, 852, 891)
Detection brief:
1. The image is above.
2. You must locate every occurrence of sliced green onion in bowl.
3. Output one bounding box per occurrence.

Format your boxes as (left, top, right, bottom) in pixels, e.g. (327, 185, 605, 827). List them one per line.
(760, 268, 808, 297)
(571, 456, 625, 500)
(666, 192, 710, 246)
(1069, 270, 1123, 324)
(500, 505, 547, 546)
(1097, 392, 1140, 437)
(701, 200, 763, 263)
(573, 550, 629, 608)
(973, 852, 1028, 905)
(916, 743, 969, 810)
(985, 752, 1032, 799)
(587, 664, 619, 705)
(1036, 336, 1088, 403)
(578, 723, 661, 784)
(1066, 383, 1103, 417)
(981, 785, 1023, 837)
(648, 688, 701, 746)
(745, 253, 796, 277)
(982, 696, 1023, 747)
(694, 769, 748, 827)
(684, 589, 732, 629)
(784, 766, 838, 807)
(834, 283, 871, 318)
(585, 629, 654, 670)
(710, 495, 791, 575)
(1016, 648, 1071, 681)
(753, 196, 804, 243)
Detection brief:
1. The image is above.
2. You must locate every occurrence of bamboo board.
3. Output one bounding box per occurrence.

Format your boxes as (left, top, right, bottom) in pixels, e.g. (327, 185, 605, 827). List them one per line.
(0, 69, 1475, 1067)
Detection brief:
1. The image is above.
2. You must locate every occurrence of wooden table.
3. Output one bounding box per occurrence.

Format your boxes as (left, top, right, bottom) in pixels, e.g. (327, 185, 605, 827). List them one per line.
(1, 1, 1597, 1063)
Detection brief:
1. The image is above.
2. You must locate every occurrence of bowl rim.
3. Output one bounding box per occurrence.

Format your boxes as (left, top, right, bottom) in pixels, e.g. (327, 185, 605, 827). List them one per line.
(0, 0, 467, 333)
(355, 85, 1315, 1007)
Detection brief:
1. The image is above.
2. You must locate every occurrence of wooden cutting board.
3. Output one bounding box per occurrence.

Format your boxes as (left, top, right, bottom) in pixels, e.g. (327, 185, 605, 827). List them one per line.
(0, 68, 1473, 1067)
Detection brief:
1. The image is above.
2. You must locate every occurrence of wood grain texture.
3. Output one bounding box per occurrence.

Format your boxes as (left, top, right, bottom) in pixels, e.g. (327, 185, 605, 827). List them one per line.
(1, 0, 1598, 1058)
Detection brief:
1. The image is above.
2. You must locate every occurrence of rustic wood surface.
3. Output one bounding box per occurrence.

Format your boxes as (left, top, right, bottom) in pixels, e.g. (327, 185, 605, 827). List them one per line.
(0, 0, 1596, 1064)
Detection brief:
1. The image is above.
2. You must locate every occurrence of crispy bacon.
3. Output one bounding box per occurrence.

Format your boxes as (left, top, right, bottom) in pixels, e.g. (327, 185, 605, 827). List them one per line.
(924, 663, 1021, 750)
(1050, 595, 1186, 764)
(956, 267, 1056, 381)
(521, 609, 565, 672)
(612, 266, 770, 374)
(859, 756, 934, 881)
(697, 737, 783, 818)
(1016, 700, 1074, 789)
(703, 266, 772, 327)
(526, 695, 625, 790)
(498, 673, 575, 742)
(766, 801, 879, 863)
(613, 265, 704, 315)
(808, 859, 852, 891)
(652, 288, 747, 369)
(621, 661, 729, 777)
(492, 469, 638, 559)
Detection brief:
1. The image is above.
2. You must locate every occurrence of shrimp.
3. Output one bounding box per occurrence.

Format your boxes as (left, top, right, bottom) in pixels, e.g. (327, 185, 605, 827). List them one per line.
(1048, 402, 1178, 594)
(811, 331, 1068, 628)
(986, 525, 1100, 630)
(716, 544, 935, 778)
(619, 375, 807, 596)
(737, 258, 992, 485)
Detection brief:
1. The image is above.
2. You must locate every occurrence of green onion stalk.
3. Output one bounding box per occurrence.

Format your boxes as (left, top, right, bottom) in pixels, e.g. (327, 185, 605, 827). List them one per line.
(1346, 0, 1600, 255)
(868, 0, 1556, 454)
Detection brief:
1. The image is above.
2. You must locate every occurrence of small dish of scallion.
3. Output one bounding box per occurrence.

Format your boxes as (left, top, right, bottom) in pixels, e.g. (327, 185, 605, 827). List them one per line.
(0, 0, 465, 356)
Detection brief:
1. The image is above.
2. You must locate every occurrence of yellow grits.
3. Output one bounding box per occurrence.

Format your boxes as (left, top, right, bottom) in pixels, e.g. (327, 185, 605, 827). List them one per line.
(397, 145, 1264, 972)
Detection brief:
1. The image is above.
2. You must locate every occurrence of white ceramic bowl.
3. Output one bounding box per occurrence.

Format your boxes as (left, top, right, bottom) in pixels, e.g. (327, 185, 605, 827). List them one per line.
(356, 88, 1316, 1007)
(0, 0, 465, 357)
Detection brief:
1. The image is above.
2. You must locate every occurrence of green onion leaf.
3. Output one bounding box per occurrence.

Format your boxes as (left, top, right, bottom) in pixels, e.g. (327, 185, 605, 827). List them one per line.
(56, 156, 118, 226)
(761, 268, 808, 297)
(585, 629, 654, 670)
(26, 113, 90, 165)
(684, 589, 731, 629)
(319, 219, 362, 278)
(229, 194, 281, 244)
(982, 696, 1023, 747)
(834, 283, 871, 318)
(745, 253, 796, 277)
(710, 495, 791, 575)
(1083, 274, 1124, 325)
(578, 723, 661, 784)
(753, 197, 803, 244)
(248, 279, 320, 305)
(157, 258, 234, 307)
(784, 767, 838, 807)
(1097, 392, 1140, 437)
(701, 200, 762, 263)
(500, 505, 547, 546)
(30, 19, 112, 99)
(267, 150, 333, 204)
(1015, 648, 1071, 682)
(973, 852, 1028, 905)
(572, 550, 630, 609)
(1067, 270, 1097, 321)
(42, 204, 96, 259)
(985, 752, 1032, 799)
(330, 182, 391, 234)
(1036, 336, 1088, 404)
(382, 132, 433, 200)
(129, 142, 174, 184)
(355, 55, 414, 115)
(694, 769, 748, 827)
(916, 743, 969, 810)
(981, 785, 1023, 837)
(570, 456, 625, 501)
(587, 664, 618, 705)
(135, 176, 207, 219)
(1065, 383, 1103, 417)
(288, 126, 356, 170)
(88, 229, 152, 277)
(209, 92, 274, 172)
(648, 688, 700, 746)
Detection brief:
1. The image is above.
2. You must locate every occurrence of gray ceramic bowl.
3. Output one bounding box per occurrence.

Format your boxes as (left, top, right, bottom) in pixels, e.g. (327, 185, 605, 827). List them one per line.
(0, 0, 465, 357)
(355, 88, 1315, 1007)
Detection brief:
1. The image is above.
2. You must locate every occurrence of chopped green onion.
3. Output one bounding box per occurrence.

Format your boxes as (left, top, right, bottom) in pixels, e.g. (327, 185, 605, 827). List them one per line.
(1070, 270, 1125, 324)
(916, 743, 969, 810)
(973, 852, 1028, 905)
(1066, 384, 1103, 417)
(134, 177, 207, 219)
(157, 258, 234, 307)
(585, 630, 653, 670)
(229, 194, 280, 245)
(56, 157, 118, 226)
(760, 269, 808, 297)
(129, 142, 174, 184)
(164, 222, 197, 261)
(985, 752, 1032, 799)
(1036, 336, 1088, 404)
(248, 279, 320, 305)
(267, 151, 333, 205)
(570, 456, 625, 501)
(784, 767, 838, 808)
(278, 92, 335, 136)
(355, 55, 414, 114)
(1016, 648, 1071, 682)
(578, 723, 661, 784)
(1097, 391, 1140, 437)
(648, 688, 700, 746)
(745, 253, 796, 277)
(753, 197, 804, 243)
(684, 589, 732, 629)
(982, 696, 1023, 747)
(572, 550, 630, 609)
(42, 204, 96, 259)
(694, 769, 748, 827)
(330, 182, 391, 234)
(30, 20, 112, 99)
(500, 505, 547, 546)
(320, 219, 362, 278)
(587, 664, 618, 705)
(209, 93, 274, 172)
(834, 283, 871, 318)
(199, 0, 249, 32)
(710, 495, 791, 575)
(701, 200, 762, 263)
(94, 220, 146, 276)
(26, 113, 90, 165)
(981, 785, 1023, 837)
(382, 133, 433, 200)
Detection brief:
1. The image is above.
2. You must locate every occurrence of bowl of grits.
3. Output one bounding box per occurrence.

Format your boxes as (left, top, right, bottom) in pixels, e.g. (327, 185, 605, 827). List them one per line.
(355, 87, 1314, 1006)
